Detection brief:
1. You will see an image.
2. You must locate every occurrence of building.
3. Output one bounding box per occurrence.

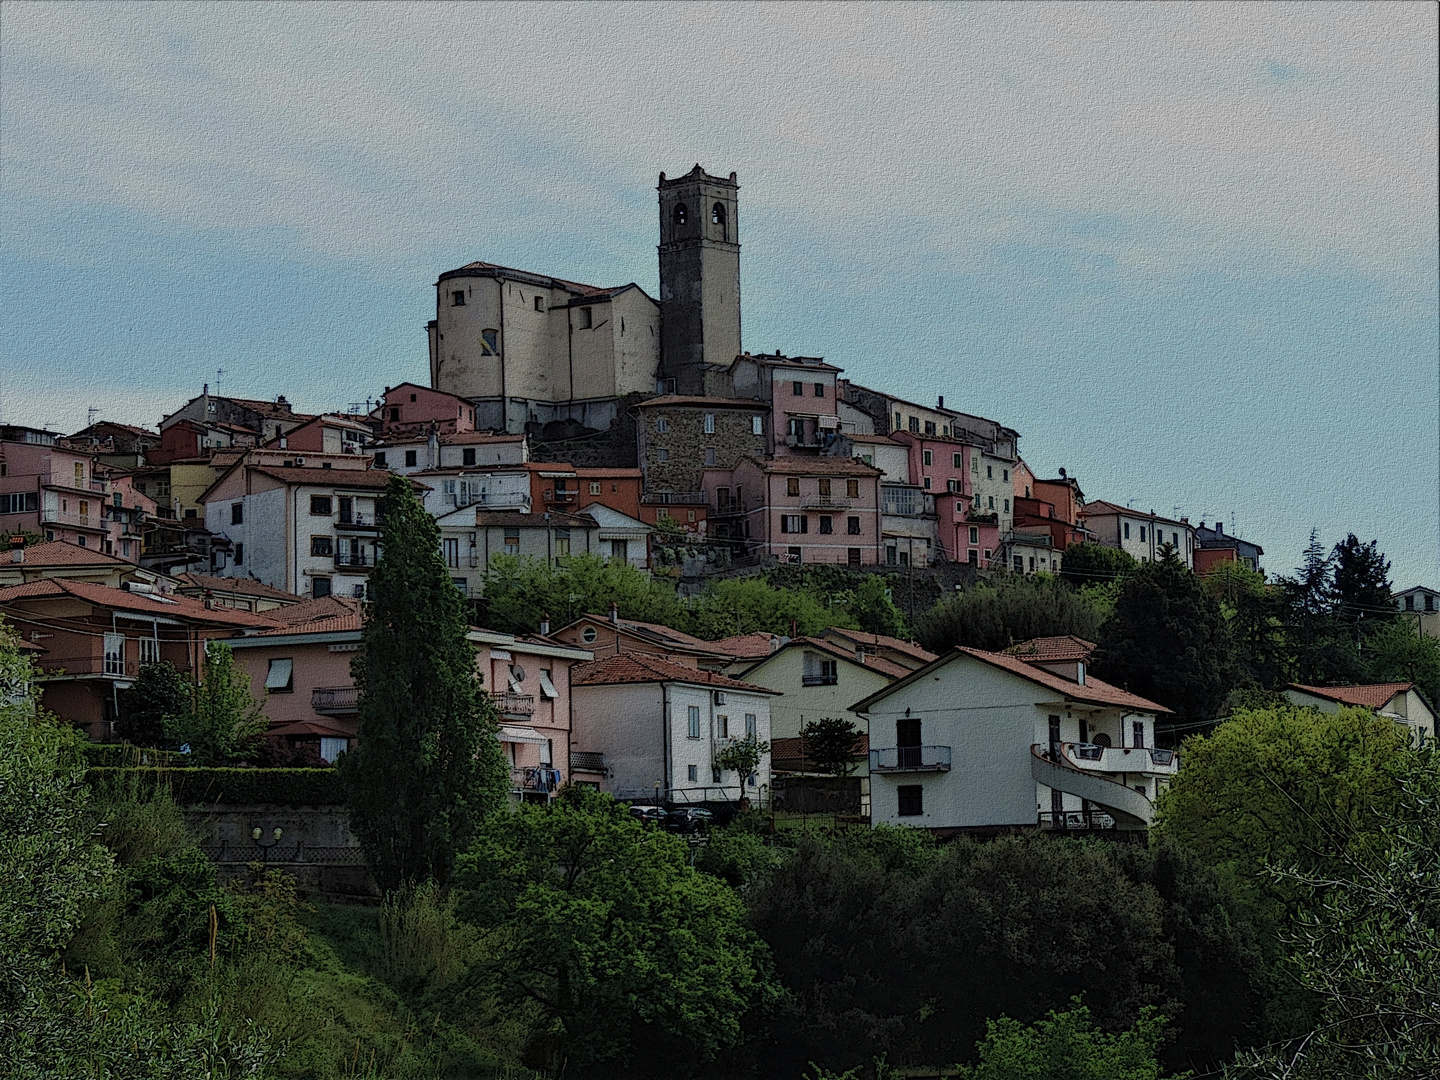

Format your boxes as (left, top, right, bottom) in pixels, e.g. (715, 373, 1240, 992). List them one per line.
(851, 646, 1175, 835)
(1080, 501, 1196, 568)
(261, 414, 373, 457)
(0, 578, 275, 739)
(62, 421, 161, 469)
(1193, 521, 1264, 576)
(0, 540, 167, 590)
(570, 653, 776, 805)
(579, 503, 654, 569)
(373, 431, 529, 474)
(158, 389, 313, 445)
(724, 353, 843, 455)
(1012, 469, 1087, 568)
(1395, 586, 1440, 640)
(375, 382, 480, 437)
(635, 396, 768, 501)
(552, 609, 735, 670)
(200, 451, 405, 600)
(814, 628, 937, 672)
(1283, 682, 1435, 742)
(702, 455, 883, 566)
(173, 573, 304, 613)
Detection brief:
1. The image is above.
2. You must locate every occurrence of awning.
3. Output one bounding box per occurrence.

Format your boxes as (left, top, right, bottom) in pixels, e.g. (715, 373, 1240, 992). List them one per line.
(498, 725, 548, 745)
(538, 670, 559, 700)
(264, 658, 293, 689)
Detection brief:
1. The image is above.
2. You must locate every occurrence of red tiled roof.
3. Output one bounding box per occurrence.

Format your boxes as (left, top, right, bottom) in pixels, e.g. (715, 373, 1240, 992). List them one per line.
(771, 733, 869, 764)
(819, 628, 937, 664)
(710, 632, 784, 659)
(1288, 683, 1413, 709)
(781, 636, 913, 680)
(1003, 635, 1097, 663)
(567, 614, 732, 656)
(440, 431, 527, 445)
(258, 595, 363, 631)
(571, 653, 780, 693)
(175, 574, 304, 602)
(5, 540, 127, 567)
(0, 579, 279, 628)
(957, 647, 1171, 713)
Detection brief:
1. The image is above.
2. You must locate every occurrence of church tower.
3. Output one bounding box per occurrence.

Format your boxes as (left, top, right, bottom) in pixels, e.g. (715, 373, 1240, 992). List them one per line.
(657, 165, 740, 394)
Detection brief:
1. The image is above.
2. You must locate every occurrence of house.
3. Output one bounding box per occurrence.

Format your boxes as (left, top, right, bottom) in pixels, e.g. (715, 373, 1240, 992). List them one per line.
(840, 383, 963, 442)
(1012, 469, 1088, 568)
(851, 646, 1175, 836)
(635, 396, 769, 504)
(1194, 521, 1264, 577)
(0, 578, 276, 739)
(261, 414, 373, 457)
(63, 421, 161, 469)
(1395, 586, 1440, 640)
(375, 382, 480, 437)
(723, 353, 844, 456)
(0, 540, 167, 590)
(373, 430, 528, 473)
(464, 511, 600, 583)
(814, 628, 937, 672)
(1283, 683, 1435, 742)
(579, 503, 654, 569)
(702, 455, 883, 566)
(146, 419, 259, 465)
(158, 389, 313, 445)
(1002, 635, 1096, 665)
(173, 573, 304, 613)
(552, 609, 735, 670)
(200, 451, 410, 600)
(1080, 501, 1196, 568)
(569, 653, 777, 806)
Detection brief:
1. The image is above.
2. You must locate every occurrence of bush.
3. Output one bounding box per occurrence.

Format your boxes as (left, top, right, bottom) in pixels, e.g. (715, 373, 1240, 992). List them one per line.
(85, 768, 346, 806)
(916, 575, 1102, 654)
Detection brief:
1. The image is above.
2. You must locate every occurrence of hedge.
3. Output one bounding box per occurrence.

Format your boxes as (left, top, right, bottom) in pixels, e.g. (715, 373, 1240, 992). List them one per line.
(83, 744, 184, 768)
(85, 767, 346, 807)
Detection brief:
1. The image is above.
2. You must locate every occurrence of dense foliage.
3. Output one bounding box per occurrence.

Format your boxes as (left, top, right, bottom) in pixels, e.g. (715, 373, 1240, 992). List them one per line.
(340, 474, 510, 892)
(114, 646, 268, 765)
(85, 766, 345, 806)
(915, 574, 1103, 653)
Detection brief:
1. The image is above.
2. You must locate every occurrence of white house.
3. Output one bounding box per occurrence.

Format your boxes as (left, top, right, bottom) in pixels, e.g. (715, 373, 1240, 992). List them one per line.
(372, 430, 529, 474)
(1394, 586, 1440, 641)
(851, 646, 1175, 835)
(570, 653, 778, 806)
(1079, 501, 1197, 568)
(579, 501, 654, 570)
(1284, 682, 1435, 743)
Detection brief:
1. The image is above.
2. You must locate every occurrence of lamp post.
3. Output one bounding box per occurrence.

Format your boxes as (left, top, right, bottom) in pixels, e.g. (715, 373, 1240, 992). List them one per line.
(251, 826, 283, 866)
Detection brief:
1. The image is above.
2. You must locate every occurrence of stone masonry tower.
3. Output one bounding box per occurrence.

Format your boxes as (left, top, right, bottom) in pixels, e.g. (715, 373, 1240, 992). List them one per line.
(657, 165, 740, 394)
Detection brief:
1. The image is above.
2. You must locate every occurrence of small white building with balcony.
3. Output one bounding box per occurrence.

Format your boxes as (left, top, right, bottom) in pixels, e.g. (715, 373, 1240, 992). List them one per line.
(851, 646, 1174, 835)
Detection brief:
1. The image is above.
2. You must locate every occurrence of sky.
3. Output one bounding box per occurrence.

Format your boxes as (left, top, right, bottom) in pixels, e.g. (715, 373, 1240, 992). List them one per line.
(1, 2, 1436, 585)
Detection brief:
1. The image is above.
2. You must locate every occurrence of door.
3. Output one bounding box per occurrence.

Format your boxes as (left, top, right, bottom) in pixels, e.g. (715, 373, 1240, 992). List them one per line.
(896, 717, 921, 769)
(1048, 714, 1062, 758)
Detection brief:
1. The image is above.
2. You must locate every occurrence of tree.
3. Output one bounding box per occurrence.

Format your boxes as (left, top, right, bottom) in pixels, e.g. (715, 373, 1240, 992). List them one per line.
(845, 575, 911, 638)
(685, 576, 858, 639)
(1203, 563, 1287, 690)
(115, 660, 191, 747)
(956, 1002, 1179, 1080)
(916, 575, 1103, 654)
(800, 716, 864, 776)
(165, 640, 267, 765)
(454, 788, 777, 1077)
(1364, 618, 1440, 710)
(340, 474, 509, 893)
(480, 552, 682, 634)
(715, 732, 771, 801)
(1061, 542, 1138, 588)
(1275, 531, 1362, 687)
(1091, 550, 1240, 731)
(1330, 533, 1396, 641)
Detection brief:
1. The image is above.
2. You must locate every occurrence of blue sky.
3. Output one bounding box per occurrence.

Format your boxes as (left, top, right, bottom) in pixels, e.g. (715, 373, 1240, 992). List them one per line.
(2, 2, 1436, 585)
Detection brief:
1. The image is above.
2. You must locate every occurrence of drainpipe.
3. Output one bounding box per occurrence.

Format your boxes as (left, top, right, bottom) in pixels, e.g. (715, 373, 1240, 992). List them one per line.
(662, 684, 672, 804)
(498, 279, 507, 431)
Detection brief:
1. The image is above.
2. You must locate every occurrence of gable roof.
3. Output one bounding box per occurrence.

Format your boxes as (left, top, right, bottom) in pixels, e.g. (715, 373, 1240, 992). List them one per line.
(0, 579, 278, 628)
(5, 540, 127, 567)
(744, 635, 912, 681)
(1287, 682, 1413, 709)
(558, 614, 732, 658)
(260, 594, 364, 630)
(473, 511, 597, 529)
(1003, 635, 1097, 663)
(1081, 501, 1191, 528)
(175, 574, 304, 602)
(849, 645, 1171, 714)
(710, 632, 786, 659)
(817, 627, 937, 665)
(435, 261, 654, 303)
(571, 653, 779, 693)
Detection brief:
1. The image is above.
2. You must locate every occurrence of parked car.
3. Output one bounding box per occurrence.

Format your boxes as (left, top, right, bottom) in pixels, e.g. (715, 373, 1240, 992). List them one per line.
(665, 807, 715, 834)
(628, 804, 669, 826)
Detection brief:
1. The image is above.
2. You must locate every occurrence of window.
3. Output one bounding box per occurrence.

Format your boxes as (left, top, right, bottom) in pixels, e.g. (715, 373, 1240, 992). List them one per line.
(673, 202, 688, 225)
(463, 448, 476, 466)
(655, 416, 669, 433)
(1003, 469, 1009, 482)
(389, 407, 401, 421)
(554, 529, 571, 557)
(656, 448, 669, 462)
(897, 785, 923, 817)
(969, 526, 979, 544)
(986, 465, 993, 479)
(1029, 556, 1036, 572)
(183, 508, 196, 520)
(987, 496, 994, 510)
(230, 502, 244, 525)
(1429, 595, 1437, 612)
(404, 450, 418, 468)
(746, 713, 757, 737)
(121, 539, 131, 558)
(971, 455, 978, 474)
(1014, 555, 1024, 572)
(792, 380, 804, 396)
(589, 481, 601, 495)
(443, 537, 459, 567)
(819, 515, 833, 534)
(538, 669, 558, 699)
(311, 535, 333, 556)
(1132, 721, 1145, 748)
(967, 549, 978, 565)
(373, 452, 387, 468)
(580, 307, 593, 329)
(781, 514, 807, 533)
(451, 290, 465, 306)
(137, 636, 159, 665)
(0, 492, 37, 514)
(704, 413, 715, 434)
(338, 497, 353, 523)
(74, 462, 85, 486)
(1124, 522, 1131, 539)
(688, 764, 698, 782)
(848, 547, 861, 566)
(77, 534, 87, 547)
(504, 531, 520, 555)
(818, 478, 831, 496)
(847, 516, 860, 534)
(814, 382, 825, 397)
(803, 655, 838, 685)
(924, 420, 936, 435)
(312, 576, 332, 598)
(847, 479, 859, 498)
(751, 415, 763, 435)
(894, 411, 902, 430)
(265, 658, 294, 692)
(711, 201, 725, 225)
(581, 625, 597, 644)
(788, 417, 804, 438)
(787, 477, 800, 496)
(234, 542, 244, 565)
(481, 328, 499, 354)
(923, 477, 932, 490)
(923, 449, 933, 466)
(908, 416, 919, 433)
(718, 715, 730, 738)
(533, 296, 543, 311)
(1003, 499, 1010, 512)
(1406, 595, 1415, 610)
(886, 546, 897, 565)
(1139, 526, 1147, 542)
(688, 705, 701, 738)
(103, 633, 124, 676)
(953, 452, 963, 468)
(705, 448, 716, 466)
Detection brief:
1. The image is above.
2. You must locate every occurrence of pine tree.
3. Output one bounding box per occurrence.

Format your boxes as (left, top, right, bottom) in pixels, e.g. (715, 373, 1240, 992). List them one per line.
(340, 474, 508, 892)
(1331, 533, 1397, 641)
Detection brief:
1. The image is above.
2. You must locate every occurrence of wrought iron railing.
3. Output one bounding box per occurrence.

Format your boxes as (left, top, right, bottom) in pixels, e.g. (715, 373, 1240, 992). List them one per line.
(870, 745, 952, 772)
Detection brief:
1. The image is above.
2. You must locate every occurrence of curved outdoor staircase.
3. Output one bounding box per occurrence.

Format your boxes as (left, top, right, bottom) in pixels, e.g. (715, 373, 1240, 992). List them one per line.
(1030, 744, 1154, 830)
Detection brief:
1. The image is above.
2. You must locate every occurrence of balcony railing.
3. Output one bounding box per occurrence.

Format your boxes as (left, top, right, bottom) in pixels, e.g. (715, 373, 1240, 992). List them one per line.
(570, 751, 606, 773)
(511, 766, 563, 793)
(1038, 808, 1116, 831)
(801, 674, 838, 686)
(870, 745, 952, 772)
(334, 552, 371, 568)
(448, 492, 529, 509)
(498, 692, 536, 717)
(42, 507, 101, 529)
(799, 496, 853, 510)
(336, 512, 380, 530)
(710, 499, 747, 517)
(1061, 742, 1179, 776)
(643, 492, 707, 505)
(543, 489, 578, 504)
(312, 686, 359, 714)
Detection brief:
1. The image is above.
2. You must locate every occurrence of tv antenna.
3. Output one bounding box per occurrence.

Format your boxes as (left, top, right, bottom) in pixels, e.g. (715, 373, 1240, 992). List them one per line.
(87, 406, 100, 427)
(215, 368, 227, 399)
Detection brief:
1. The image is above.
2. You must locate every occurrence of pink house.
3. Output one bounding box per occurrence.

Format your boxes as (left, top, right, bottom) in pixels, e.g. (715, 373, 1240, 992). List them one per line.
(725, 353, 844, 456)
(376, 382, 479, 437)
(702, 455, 883, 566)
(890, 432, 998, 564)
(229, 602, 595, 797)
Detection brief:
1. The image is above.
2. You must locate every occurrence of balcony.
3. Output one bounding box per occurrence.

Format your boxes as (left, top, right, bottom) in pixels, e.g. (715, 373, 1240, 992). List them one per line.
(336, 512, 381, 532)
(643, 492, 706, 505)
(42, 473, 110, 495)
(967, 510, 1000, 525)
(881, 485, 928, 517)
(710, 499, 747, 517)
(511, 766, 562, 794)
(499, 692, 536, 717)
(333, 552, 372, 569)
(801, 674, 838, 686)
(870, 745, 952, 773)
(312, 686, 359, 714)
(543, 489, 578, 505)
(449, 492, 529, 510)
(1060, 742, 1178, 777)
(1038, 808, 1117, 832)
(799, 495, 853, 510)
(41, 507, 101, 530)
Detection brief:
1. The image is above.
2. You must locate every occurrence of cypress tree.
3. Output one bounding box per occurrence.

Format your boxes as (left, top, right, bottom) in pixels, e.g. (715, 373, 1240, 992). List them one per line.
(340, 474, 508, 892)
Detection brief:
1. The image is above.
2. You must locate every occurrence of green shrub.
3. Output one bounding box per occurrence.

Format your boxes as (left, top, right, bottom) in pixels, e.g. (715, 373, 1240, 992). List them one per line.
(85, 768, 345, 806)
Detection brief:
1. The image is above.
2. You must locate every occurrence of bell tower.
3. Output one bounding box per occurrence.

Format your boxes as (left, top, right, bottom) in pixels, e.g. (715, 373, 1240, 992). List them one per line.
(657, 165, 740, 394)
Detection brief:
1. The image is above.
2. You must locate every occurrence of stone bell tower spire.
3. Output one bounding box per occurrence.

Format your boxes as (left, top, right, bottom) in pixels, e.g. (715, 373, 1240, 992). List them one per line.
(657, 165, 740, 394)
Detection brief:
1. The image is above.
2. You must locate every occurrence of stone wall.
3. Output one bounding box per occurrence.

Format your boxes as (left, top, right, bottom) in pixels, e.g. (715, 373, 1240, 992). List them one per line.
(639, 404, 767, 494)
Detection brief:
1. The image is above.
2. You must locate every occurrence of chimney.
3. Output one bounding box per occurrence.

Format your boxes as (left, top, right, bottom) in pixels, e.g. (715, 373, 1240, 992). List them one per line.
(539, 614, 551, 636)
(609, 601, 619, 625)
(937, 395, 944, 409)
(1216, 521, 1224, 534)
(769, 634, 780, 654)
(10, 548, 23, 564)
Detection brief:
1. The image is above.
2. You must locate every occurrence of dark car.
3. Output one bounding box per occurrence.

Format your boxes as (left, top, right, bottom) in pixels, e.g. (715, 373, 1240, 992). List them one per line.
(628, 804, 669, 826)
(665, 807, 715, 834)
